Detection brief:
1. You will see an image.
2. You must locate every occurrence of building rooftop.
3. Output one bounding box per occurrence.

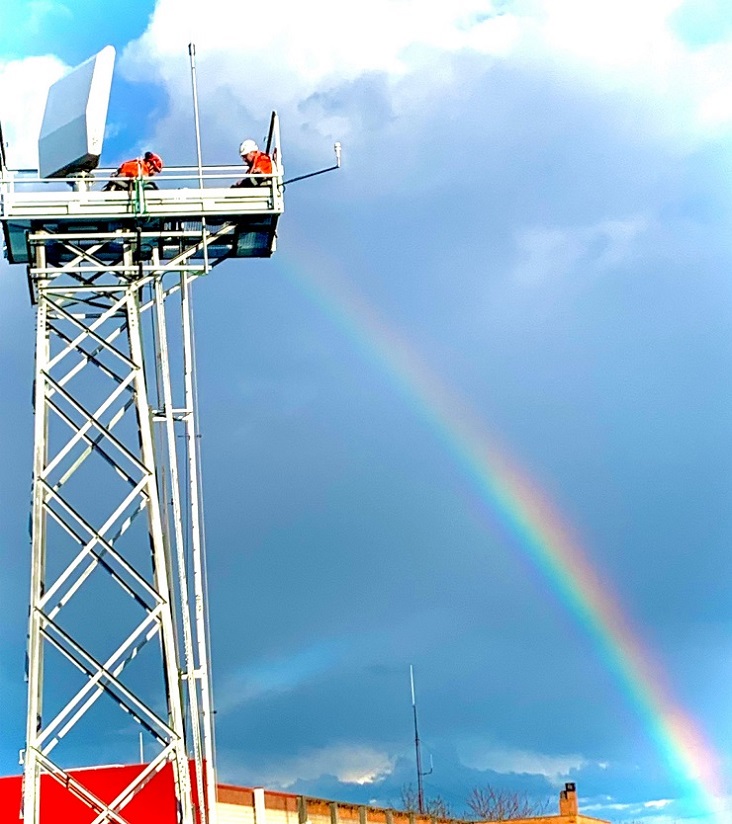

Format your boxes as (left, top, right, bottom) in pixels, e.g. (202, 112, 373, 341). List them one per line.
(0, 767, 608, 824)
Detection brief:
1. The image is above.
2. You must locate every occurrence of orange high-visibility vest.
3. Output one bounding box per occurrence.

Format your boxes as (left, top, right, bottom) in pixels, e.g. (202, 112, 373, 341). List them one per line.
(248, 151, 273, 176)
(116, 158, 157, 177)
(116, 159, 145, 177)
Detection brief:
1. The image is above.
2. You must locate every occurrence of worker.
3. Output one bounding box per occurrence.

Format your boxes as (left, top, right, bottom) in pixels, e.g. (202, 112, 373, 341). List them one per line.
(103, 151, 163, 191)
(232, 139, 273, 187)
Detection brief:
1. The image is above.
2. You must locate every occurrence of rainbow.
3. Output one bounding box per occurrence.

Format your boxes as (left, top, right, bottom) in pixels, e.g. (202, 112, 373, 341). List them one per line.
(273, 239, 727, 822)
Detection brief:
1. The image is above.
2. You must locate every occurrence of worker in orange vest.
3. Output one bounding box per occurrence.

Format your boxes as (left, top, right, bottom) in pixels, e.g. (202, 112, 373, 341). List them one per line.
(232, 139, 273, 187)
(103, 151, 163, 190)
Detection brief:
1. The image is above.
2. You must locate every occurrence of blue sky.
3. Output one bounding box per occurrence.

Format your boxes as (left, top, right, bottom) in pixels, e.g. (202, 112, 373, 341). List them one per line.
(3, 1, 732, 822)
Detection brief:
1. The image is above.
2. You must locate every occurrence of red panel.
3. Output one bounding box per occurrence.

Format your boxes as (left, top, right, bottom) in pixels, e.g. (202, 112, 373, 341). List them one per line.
(0, 763, 182, 824)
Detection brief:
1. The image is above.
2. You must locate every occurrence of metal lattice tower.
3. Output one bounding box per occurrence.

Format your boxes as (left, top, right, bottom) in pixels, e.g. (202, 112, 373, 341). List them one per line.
(1, 117, 283, 824)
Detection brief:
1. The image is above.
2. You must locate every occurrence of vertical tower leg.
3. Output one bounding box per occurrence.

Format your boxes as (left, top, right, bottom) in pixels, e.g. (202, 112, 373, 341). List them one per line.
(24, 287, 50, 824)
(181, 273, 218, 824)
(126, 284, 195, 824)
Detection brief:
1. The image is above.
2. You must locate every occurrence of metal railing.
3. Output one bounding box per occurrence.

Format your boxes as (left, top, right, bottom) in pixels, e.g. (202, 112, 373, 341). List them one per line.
(0, 165, 281, 190)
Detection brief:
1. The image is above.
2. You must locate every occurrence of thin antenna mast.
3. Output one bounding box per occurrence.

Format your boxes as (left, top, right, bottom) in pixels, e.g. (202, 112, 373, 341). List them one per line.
(410, 664, 432, 814)
(188, 43, 204, 189)
(188, 43, 210, 276)
(0, 121, 7, 171)
(282, 142, 341, 186)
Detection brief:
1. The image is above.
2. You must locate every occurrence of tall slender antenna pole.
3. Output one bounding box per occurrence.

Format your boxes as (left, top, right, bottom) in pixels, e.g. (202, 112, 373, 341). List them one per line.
(410, 664, 425, 814)
(188, 43, 204, 189)
(0, 120, 7, 171)
(188, 43, 210, 275)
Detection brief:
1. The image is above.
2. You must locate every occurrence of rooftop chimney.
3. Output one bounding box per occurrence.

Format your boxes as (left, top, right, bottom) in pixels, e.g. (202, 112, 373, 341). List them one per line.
(559, 782, 577, 816)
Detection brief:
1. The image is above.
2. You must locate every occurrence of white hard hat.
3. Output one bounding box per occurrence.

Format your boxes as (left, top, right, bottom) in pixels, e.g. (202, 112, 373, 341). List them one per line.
(239, 139, 258, 156)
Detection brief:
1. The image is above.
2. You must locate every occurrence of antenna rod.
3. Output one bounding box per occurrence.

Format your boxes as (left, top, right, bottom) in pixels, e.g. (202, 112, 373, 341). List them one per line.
(188, 43, 210, 274)
(0, 121, 7, 171)
(281, 142, 341, 186)
(410, 664, 425, 814)
(188, 43, 204, 189)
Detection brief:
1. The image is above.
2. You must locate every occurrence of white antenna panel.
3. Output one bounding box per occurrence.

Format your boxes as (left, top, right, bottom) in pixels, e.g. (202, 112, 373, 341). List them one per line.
(38, 45, 115, 178)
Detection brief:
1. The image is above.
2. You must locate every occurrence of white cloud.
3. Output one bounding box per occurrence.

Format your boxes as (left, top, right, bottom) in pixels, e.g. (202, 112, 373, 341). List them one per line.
(0, 55, 67, 168)
(582, 799, 633, 812)
(122, 0, 507, 81)
(111, 0, 732, 159)
(526, 0, 683, 70)
(3, 0, 732, 170)
(457, 740, 585, 783)
(2, 0, 727, 171)
(116, 0, 514, 156)
(583, 796, 724, 823)
(25, 1, 72, 35)
(497, 1, 732, 143)
(643, 798, 673, 809)
(223, 743, 395, 788)
(511, 215, 650, 284)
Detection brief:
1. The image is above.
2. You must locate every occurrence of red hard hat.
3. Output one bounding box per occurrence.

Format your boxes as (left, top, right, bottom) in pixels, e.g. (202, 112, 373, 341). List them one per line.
(144, 151, 163, 173)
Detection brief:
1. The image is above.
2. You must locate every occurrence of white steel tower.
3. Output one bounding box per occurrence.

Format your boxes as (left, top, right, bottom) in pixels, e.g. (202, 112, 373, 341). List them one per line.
(1, 50, 284, 824)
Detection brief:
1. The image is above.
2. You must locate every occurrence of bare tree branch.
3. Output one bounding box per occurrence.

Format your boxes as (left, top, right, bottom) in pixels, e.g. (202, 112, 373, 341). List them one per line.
(399, 785, 453, 818)
(466, 786, 550, 821)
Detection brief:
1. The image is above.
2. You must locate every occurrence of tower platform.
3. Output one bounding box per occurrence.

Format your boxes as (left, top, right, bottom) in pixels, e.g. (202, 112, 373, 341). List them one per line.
(1, 164, 284, 266)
